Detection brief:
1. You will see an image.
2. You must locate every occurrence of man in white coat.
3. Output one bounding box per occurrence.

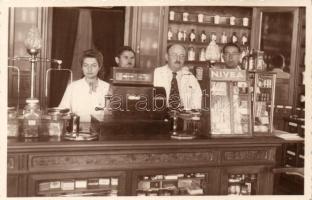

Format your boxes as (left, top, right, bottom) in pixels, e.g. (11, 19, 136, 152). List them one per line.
(153, 44, 202, 110)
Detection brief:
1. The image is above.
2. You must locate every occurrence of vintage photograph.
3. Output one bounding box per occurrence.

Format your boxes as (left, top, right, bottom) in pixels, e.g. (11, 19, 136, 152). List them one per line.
(5, 3, 307, 197)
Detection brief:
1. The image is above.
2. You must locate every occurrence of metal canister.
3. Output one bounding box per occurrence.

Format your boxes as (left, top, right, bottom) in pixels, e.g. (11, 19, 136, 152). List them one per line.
(68, 113, 80, 133)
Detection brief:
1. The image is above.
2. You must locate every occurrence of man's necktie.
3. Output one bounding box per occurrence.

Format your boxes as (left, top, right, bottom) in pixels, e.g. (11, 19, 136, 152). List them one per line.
(169, 72, 181, 110)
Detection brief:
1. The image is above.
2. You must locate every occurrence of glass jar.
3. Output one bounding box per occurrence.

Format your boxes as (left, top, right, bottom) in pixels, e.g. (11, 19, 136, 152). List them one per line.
(22, 98, 41, 138)
(7, 107, 19, 137)
(46, 108, 69, 137)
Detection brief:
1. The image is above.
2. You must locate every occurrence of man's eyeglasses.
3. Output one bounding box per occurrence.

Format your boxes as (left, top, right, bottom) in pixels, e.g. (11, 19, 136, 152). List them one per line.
(223, 52, 241, 57)
(169, 53, 186, 60)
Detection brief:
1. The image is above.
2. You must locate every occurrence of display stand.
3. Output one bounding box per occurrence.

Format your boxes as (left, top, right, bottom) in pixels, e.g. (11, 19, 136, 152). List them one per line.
(208, 68, 252, 137)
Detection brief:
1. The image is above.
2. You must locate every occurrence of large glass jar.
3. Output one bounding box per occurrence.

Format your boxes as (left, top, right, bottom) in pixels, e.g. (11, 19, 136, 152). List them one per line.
(46, 108, 70, 137)
(7, 107, 19, 137)
(22, 98, 41, 138)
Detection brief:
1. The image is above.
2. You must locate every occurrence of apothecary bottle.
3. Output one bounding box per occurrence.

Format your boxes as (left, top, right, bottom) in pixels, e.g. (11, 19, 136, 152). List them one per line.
(7, 107, 18, 137)
(22, 98, 41, 138)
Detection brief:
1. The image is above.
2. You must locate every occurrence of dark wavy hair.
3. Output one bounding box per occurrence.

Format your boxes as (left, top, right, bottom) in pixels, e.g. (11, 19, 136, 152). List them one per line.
(115, 46, 135, 58)
(79, 49, 104, 68)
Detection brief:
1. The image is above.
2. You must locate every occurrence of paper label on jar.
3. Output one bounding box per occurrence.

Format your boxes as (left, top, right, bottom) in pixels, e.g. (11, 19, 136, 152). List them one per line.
(99, 178, 110, 186)
(111, 178, 118, 186)
(75, 180, 87, 188)
(28, 120, 36, 126)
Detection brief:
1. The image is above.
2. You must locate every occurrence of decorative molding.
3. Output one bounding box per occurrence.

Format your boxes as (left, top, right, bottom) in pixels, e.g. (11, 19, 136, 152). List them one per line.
(29, 151, 217, 171)
(222, 149, 275, 162)
(7, 156, 16, 171)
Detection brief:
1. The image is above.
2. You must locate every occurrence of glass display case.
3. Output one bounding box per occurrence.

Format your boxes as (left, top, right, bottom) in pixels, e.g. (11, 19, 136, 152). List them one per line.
(135, 172, 209, 196)
(249, 72, 276, 136)
(227, 173, 258, 195)
(208, 68, 252, 137)
(28, 172, 126, 197)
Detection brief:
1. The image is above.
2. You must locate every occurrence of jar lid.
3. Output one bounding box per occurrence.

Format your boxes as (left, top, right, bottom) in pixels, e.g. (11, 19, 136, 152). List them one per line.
(47, 107, 70, 115)
(8, 106, 16, 111)
(26, 98, 39, 104)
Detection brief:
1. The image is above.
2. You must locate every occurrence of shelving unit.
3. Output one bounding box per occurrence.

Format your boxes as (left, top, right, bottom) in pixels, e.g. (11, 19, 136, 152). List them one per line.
(167, 6, 253, 70)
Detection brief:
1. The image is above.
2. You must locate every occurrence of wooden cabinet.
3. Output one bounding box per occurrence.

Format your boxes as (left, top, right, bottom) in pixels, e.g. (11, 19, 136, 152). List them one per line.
(127, 7, 168, 69)
(7, 137, 283, 196)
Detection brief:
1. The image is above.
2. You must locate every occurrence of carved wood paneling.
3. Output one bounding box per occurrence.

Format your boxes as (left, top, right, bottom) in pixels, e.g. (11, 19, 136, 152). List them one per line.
(7, 155, 18, 172)
(222, 148, 275, 163)
(29, 151, 218, 172)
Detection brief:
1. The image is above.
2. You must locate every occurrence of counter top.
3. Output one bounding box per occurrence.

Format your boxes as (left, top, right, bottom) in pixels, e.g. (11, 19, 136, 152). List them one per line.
(8, 133, 286, 153)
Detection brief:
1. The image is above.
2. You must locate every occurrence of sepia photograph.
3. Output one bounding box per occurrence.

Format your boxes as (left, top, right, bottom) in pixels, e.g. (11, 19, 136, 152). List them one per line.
(2, 1, 310, 198)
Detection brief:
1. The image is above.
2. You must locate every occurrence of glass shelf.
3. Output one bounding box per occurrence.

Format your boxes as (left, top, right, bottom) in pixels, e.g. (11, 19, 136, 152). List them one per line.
(169, 20, 251, 30)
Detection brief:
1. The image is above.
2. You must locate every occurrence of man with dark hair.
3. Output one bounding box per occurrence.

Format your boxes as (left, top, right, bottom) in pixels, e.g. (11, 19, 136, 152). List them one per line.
(221, 43, 242, 69)
(115, 45, 135, 68)
(153, 44, 202, 110)
(270, 54, 290, 79)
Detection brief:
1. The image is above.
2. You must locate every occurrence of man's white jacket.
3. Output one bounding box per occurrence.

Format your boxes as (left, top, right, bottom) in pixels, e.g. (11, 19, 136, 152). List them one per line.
(153, 65, 202, 110)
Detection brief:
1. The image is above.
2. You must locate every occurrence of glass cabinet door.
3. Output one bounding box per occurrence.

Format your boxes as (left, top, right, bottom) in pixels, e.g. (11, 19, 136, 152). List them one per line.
(129, 7, 167, 69)
(220, 166, 272, 195)
(132, 168, 219, 196)
(28, 171, 126, 197)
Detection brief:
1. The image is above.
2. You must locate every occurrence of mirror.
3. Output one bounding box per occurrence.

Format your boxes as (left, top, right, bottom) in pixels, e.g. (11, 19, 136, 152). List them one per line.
(260, 12, 293, 73)
(256, 8, 299, 106)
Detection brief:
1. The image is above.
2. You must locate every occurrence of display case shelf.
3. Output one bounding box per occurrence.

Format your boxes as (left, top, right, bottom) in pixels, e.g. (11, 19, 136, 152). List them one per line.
(169, 20, 251, 30)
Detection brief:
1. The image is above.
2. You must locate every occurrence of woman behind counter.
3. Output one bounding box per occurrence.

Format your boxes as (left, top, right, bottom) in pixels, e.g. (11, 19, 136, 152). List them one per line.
(59, 49, 110, 122)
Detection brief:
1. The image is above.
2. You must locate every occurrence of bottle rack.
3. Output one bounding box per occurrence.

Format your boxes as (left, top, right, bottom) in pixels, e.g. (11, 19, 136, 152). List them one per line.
(136, 173, 208, 196)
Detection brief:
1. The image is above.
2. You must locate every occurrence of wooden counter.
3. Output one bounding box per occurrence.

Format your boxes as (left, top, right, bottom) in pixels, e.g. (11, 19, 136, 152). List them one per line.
(8, 135, 285, 196)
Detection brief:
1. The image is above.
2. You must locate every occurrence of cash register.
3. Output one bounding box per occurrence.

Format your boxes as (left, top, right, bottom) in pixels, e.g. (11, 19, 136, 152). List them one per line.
(91, 67, 170, 139)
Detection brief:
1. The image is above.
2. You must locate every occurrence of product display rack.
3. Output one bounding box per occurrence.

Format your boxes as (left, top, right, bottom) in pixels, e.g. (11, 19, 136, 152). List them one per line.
(249, 72, 276, 136)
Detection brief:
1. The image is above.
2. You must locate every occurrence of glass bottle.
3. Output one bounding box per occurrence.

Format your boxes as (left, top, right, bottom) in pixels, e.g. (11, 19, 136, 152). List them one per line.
(248, 49, 255, 71)
(221, 32, 227, 44)
(199, 48, 206, 61)
(22, 98, 41, 138)
(231, 32, 238, 44)
(167, 27, 173, 40)
(169, 10, 175, 21)
(183, 30, 187, 41)
(241, 33, 248, 46)
(7, 107, 18, 137)
(200, 30, 207, 43)
(177, 30, 183, 41)
(188, 47, 196, 61)
(190, 29, 196, 42)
